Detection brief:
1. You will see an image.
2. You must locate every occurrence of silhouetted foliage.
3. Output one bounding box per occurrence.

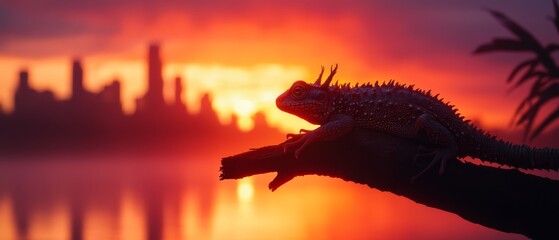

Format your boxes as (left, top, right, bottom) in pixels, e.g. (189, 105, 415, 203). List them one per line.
(475, 1, 559, 140)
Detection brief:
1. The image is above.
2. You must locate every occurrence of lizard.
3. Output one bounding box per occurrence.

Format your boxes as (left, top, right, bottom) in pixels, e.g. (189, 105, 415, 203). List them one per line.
(276, 65, 559, 180)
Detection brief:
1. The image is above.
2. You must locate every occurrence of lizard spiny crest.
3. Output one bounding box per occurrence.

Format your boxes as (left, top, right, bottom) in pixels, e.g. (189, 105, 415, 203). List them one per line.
(313, 64, 338, 88)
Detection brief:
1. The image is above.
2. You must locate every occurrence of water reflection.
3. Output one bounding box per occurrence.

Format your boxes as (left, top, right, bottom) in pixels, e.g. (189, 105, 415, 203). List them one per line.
(0, 153, 528, 240)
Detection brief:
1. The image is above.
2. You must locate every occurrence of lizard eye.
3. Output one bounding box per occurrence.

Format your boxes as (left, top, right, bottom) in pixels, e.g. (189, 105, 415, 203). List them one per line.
(291, 85, 307, 99)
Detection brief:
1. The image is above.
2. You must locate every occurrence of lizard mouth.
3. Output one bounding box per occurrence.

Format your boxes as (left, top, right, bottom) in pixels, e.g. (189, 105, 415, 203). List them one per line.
(279, 102, 324, 114)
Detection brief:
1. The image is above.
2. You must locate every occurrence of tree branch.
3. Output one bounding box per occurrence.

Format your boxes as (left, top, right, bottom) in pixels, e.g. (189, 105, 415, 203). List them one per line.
(220, 128, 559, 240)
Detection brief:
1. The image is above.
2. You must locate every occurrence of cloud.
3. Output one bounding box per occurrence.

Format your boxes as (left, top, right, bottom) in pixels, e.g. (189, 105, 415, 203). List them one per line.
(0, 0, 555, 63)
(0, 7, 84, 38)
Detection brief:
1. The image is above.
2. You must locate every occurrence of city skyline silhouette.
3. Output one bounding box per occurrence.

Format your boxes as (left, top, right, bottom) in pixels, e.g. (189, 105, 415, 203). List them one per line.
(0, 43, 282, 155)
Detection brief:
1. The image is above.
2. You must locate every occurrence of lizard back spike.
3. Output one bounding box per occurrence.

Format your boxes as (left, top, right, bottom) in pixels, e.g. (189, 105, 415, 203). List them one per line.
(321, 64, 338, 89)
(314, 66, 325, 85)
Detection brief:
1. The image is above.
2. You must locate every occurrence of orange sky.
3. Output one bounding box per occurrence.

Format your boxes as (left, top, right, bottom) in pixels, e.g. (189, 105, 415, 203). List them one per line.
(0, 0, 556, 132)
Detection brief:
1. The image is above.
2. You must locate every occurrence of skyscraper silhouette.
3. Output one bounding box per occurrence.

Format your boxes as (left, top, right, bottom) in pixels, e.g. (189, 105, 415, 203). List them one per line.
(174, 76, 187, 111)
(18, 70, 29, 89)
(71, 59, 85, 102)
(136, 43, 166, 114)
(174, 76, 182, 106)
(13, 70, 30, 116)
(148, 44, 164, 104)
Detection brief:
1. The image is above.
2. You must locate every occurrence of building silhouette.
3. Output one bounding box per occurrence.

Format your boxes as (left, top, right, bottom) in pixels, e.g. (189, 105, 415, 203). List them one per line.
(14, 70, 58, 120)
(67, 59, 123, 122)
(136, 43, 167, 115)
(71, 59, 85, 101)
(173, 76, 186, 110)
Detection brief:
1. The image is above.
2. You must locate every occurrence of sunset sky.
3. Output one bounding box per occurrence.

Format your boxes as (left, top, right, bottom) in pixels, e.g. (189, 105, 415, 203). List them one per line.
(0, 0, 556, 132)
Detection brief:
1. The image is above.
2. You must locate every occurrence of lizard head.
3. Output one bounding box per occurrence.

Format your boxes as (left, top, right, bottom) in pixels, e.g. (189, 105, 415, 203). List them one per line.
(276, 65, 338, 125)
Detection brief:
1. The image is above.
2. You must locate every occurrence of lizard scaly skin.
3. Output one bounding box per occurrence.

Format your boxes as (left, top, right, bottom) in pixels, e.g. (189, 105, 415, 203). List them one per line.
(276, 65, 559, 180)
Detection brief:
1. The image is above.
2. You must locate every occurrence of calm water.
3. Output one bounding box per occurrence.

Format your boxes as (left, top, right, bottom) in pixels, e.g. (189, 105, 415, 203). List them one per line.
(0, 151, 528, 240)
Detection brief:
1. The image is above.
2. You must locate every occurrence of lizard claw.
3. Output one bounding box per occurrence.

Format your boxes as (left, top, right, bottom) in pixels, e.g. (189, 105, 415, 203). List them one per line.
(299, 129, 311, 134)
(283, 136, 304, 154)
(411, 146, 456, 182)
(286, 129, 311, 139)
(413, 146, 433, 162)
(283, 131, 314, 158)
(286, 133, 298, 139)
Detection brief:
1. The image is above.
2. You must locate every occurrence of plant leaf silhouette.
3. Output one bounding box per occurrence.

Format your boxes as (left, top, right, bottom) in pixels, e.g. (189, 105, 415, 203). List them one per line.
(475, 3, 559, 140)
(532, 106, 559, 138)
(552, 0, 559, 33)
(546, 44, 559, 54)
(510, 71, 547, 91)
(506, 59, 538, 83)
(473, 38, 531, 53)
(487, 10, 543, 51)
(517, 82, 559, 139)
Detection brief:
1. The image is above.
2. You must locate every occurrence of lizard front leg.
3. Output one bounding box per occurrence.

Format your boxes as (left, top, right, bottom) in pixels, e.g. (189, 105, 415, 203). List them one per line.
(284, 114, 354, 158)
(412, 113, 458, 181)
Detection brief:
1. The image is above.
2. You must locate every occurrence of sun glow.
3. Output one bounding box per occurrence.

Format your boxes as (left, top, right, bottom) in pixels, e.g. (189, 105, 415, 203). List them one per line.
(215, 97, 256, 131)
(0, 196, 15, 240)
(237, 178, 254, 203)
(165, 63, 311, 132)
(0, 56, 313, 132)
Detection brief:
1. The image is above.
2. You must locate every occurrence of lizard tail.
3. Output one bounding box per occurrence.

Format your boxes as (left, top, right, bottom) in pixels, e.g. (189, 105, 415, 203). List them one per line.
(473, 135, 559, 170)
